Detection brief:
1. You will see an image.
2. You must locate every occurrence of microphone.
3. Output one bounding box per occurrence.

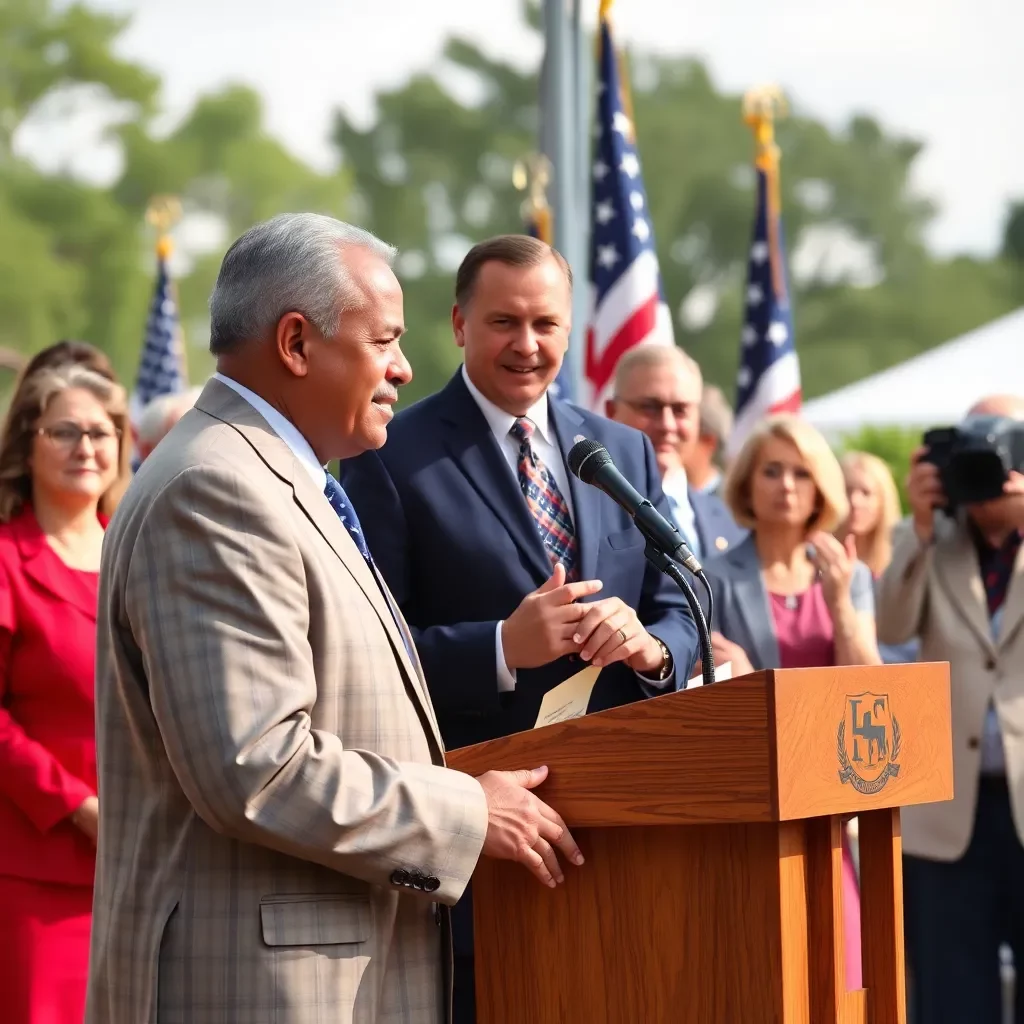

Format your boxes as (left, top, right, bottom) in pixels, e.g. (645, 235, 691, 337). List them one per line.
(567, 437, 702, 573)
(567, 435, 716, 686)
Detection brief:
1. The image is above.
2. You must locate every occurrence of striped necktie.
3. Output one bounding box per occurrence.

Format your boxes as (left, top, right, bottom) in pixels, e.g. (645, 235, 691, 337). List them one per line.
(509, 417, 578, 580)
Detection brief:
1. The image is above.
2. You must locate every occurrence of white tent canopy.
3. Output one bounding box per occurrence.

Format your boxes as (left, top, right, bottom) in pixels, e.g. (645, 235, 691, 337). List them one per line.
(801, 307, 1024, 436)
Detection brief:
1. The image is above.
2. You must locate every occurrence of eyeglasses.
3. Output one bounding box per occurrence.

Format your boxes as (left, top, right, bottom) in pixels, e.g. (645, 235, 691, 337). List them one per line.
(37, 424, 122, 451)
(614, 398, 694, 421)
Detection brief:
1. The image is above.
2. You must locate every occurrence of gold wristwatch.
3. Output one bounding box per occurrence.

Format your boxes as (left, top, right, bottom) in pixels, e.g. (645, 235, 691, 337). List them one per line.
(651, 636, 672, 681)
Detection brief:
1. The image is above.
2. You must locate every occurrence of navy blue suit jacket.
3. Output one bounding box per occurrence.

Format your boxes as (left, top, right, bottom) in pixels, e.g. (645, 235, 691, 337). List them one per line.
(690, 488, 747, 559)
(340, 371, 700, 752)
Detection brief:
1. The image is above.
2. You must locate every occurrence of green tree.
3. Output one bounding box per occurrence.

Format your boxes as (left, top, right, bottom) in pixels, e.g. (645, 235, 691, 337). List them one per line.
(1001, 200, 1024, 264)
(332, 39, 537, 400)
(0, 2, 352, 387)
(836, 425, 921, 511)
(0, 0, 159, 374)
(333, 10, 1020, 408)
(114, 84, 353, 382)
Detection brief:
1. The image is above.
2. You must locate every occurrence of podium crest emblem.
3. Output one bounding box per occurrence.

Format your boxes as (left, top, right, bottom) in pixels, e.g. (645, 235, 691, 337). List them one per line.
(837, 692, 902, 795)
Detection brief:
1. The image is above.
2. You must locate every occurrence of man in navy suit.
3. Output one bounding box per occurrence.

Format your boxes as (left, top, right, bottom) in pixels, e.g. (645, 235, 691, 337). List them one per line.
(605, 344, 746, 562)
(341, 235, 699, 1022)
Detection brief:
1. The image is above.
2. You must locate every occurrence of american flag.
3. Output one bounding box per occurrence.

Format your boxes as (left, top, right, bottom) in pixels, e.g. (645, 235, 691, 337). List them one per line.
(130, 246, 187, 463)
(728, 164, 801, 456)
(583, 15, 673, 411)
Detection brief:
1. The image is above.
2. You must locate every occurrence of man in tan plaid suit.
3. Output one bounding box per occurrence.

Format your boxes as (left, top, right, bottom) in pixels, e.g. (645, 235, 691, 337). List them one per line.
(86, 215, 582, 1024)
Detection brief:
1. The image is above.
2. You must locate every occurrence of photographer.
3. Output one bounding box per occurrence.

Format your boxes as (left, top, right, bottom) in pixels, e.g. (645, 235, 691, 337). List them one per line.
(877, 394, 1024, 1024)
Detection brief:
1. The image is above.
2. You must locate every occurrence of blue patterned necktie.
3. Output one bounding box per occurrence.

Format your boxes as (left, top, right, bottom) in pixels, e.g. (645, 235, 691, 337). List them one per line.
(324, 474, 372, 564)
(324, 475, 412, 659)
(509, 418, 578, 580)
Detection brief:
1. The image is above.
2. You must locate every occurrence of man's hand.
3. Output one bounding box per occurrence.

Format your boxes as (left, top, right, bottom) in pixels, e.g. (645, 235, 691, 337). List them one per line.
(906, 446, 944, 544)
(477, 766, 584, 888)
(570, 597, 665, 674)
(501, 564, 604, 670)
(70, 795, 99, 845)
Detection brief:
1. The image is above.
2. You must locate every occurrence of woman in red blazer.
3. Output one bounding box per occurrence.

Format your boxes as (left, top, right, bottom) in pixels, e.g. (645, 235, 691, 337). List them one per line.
(0, 360, 128, 1024)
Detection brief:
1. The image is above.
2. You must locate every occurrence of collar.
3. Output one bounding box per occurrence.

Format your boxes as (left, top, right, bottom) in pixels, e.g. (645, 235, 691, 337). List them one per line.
(968, 518, 1024, 558)
(460, 364, 554, 446)
(213, 372, 326, 489)
(661, 466, 690, 504)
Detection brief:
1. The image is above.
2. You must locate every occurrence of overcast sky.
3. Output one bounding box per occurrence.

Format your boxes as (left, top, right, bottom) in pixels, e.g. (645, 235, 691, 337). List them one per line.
(25, 0, 1023, 257)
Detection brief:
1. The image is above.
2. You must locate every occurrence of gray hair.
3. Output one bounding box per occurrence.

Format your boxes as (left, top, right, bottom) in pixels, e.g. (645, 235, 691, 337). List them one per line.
(699, 384, 734, 448)
(137, 386, 204, 447)
(208, 213, 397, 355)
(612, 343, 702, 396)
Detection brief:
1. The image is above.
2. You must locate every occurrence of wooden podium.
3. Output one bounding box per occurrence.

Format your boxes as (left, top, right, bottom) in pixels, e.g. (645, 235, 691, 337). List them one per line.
(447, 662, 952, 1024)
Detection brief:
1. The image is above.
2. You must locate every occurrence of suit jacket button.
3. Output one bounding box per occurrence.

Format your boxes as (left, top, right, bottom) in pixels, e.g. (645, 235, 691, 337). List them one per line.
(425, 876, 441, 893)
(968, 737, 980, 750)
(985, 657, 997, 671)
(391, 869, 410, 886)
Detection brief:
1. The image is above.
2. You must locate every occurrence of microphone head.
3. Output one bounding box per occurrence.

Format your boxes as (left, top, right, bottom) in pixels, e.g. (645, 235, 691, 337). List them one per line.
(568, 437, 613, 483)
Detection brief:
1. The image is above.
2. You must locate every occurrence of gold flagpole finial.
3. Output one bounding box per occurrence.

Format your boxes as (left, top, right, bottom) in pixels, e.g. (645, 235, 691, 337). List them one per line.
(742, 85, 788, 166)
(145, 195, 183, 261)
(599, 0, 616, 19)
(513, 154, 554, 244)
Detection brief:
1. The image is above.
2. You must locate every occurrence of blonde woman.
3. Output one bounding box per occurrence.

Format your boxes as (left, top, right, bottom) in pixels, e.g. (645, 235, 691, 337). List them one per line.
(0, 364, 128, 1023)
(701, 414, 879, 992)
(702, 415, 880, 677)
(838, 451, 919, 665)
(838, 451, 902, 578)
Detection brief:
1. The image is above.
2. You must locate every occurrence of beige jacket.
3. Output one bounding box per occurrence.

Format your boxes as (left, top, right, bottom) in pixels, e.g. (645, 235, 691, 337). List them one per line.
(86, 380, 488, 1024)
(877, 516, 1024, 860)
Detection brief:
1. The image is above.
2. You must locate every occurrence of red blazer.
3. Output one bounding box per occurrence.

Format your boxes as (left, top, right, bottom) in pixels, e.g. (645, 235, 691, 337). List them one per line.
(0, 506, 102, 886)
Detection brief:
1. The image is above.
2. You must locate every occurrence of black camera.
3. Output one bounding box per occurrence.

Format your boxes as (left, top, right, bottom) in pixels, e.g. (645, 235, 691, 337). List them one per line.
(922, 415, 1024, 510)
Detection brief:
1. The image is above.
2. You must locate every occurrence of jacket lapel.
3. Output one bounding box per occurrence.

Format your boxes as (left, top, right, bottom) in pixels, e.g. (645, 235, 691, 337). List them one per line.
(290, 470, 444, 750)
(15, 510, 98, 620)
(934, 525, 996, 655)
(196, 380, 446, 755)
(727, 536, 780, 670)
(691, 491, 733, 556)
(549, 399, 603, 584)
(995, 535, 1024, 650)
(438, 373, 552, 585)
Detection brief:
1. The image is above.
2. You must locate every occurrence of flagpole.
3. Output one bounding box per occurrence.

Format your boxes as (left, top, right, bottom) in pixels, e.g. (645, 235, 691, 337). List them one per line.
(569, 0, 589, 403)
(743, 86, 789, 305)
(145, 195, 189, 383)
(542, 0, 583, 400)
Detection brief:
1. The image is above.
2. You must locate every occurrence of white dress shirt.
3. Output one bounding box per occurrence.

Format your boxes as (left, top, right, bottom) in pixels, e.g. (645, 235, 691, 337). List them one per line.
(214, 373, 326, 489)
(661, 467, 701, 560)
(461, 365, 574, 518)
(461, 366, 672, 693)
(462, 366, 569, 692)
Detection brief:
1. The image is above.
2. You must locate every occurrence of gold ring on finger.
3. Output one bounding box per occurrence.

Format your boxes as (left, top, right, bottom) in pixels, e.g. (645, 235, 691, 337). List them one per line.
(617, 627, 627, 644)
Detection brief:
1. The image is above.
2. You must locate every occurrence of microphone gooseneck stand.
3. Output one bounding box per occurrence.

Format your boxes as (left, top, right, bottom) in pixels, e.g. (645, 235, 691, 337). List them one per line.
(565, 436, 718, 686)
(643, 543, 716, 688)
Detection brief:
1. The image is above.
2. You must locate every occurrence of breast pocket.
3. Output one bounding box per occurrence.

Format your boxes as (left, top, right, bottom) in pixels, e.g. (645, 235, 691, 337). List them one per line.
(260, 893, 371, 948)
(604, 527, 644, 552)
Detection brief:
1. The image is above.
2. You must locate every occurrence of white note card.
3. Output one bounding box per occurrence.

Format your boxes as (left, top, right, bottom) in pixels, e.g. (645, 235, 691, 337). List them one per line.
(534, 665, 602, 728)
(687, 661, 732, 689)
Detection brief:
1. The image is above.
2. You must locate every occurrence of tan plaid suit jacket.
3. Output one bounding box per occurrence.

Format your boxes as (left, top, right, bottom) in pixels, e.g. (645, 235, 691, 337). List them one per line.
(86, 379, 489, 1024)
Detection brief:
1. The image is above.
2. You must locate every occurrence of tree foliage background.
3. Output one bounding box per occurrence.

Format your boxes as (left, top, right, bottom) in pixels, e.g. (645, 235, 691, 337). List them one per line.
(3, 0, 1023, 417)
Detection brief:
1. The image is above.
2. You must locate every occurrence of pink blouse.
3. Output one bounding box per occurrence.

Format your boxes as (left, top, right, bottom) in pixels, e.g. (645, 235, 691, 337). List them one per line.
(768, 583, 836, 669)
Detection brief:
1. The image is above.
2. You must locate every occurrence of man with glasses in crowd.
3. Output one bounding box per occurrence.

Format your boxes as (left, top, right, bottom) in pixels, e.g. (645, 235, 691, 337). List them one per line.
(605, 344, 745, 561)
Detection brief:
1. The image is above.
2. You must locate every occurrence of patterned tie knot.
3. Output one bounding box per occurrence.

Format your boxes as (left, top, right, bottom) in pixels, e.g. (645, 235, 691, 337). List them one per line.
(510, 417, 535, 444)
